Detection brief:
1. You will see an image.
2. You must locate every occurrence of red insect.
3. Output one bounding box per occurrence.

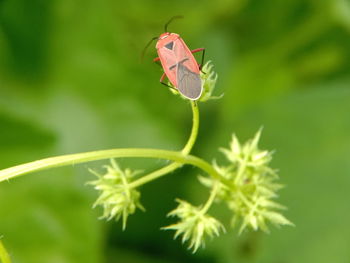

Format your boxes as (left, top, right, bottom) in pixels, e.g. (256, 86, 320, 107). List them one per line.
(144, 17, 205, 100)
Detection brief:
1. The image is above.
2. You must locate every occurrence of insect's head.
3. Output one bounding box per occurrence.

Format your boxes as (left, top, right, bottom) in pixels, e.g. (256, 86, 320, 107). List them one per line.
(155, 33, 179, 49)
(159, 32, 170, 39)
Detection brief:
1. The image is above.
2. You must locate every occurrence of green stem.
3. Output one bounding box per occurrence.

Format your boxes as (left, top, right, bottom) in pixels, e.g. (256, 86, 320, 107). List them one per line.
(182, 101, 199, 155)
(129, 162, 180, 188)
(0, 148, 223, 183)
(0, 240, 11, 263)
(201, 181, 219, 214)
(129, 101, 199, 188)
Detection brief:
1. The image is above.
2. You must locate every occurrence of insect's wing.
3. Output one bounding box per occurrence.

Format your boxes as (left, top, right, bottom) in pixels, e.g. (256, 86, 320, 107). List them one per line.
(176, 62, 202, 100)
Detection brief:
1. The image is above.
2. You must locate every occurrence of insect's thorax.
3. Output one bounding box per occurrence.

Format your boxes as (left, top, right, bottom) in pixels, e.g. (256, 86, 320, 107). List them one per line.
(156, 33, 179, 49)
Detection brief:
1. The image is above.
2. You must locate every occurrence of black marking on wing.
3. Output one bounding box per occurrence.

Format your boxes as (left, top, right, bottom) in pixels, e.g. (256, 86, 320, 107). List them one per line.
(177, 62, 202, 100)
(169, 58, 188, 71)
(165, 41, 174, 50)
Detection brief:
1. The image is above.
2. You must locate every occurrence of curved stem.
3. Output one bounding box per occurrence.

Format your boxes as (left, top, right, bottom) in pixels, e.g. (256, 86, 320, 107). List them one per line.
(0, 101, 200, 185)
(182, 101, 199, 154)
(0, 148, 224, 184)
(129, 162, 180, 188)
(201, 181, 219, 214)
(0, 240, 11, 263)
(130, 101, 199, 188)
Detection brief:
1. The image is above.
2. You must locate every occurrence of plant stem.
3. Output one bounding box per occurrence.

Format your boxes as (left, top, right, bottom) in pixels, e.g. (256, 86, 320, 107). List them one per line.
(0, 240, 11, 263)
(129, 162, 180, 188)
(130, 101, 199, 188)
(0, 100, 232, 188)
(201, 181, 219, 214)
(0, 148, 223, 183)
(182, 101, 199, 154)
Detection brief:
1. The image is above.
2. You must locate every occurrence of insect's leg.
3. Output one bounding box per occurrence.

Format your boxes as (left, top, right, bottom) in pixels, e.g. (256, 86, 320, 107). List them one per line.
(198, 63, 206, 74)
(197, 62, 206, 72)
(159, 72, 173, 89)
(191, 48, 205, 54)
(153, 57, 163, 68)
(191, 48, 205, 66)
(160, 72, 167, 84)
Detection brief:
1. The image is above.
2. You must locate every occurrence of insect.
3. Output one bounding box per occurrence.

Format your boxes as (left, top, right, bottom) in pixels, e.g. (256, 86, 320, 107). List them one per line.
(143, 16, 205, 100)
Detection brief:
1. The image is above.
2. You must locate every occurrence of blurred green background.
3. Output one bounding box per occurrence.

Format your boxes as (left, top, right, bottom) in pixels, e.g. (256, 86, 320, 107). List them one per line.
(1, 0, 350, 262)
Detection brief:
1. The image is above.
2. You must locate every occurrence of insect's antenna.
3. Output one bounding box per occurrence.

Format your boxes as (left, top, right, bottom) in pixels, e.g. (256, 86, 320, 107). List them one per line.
(141, 36, 158, 61)
(164, 15, 184, 32)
